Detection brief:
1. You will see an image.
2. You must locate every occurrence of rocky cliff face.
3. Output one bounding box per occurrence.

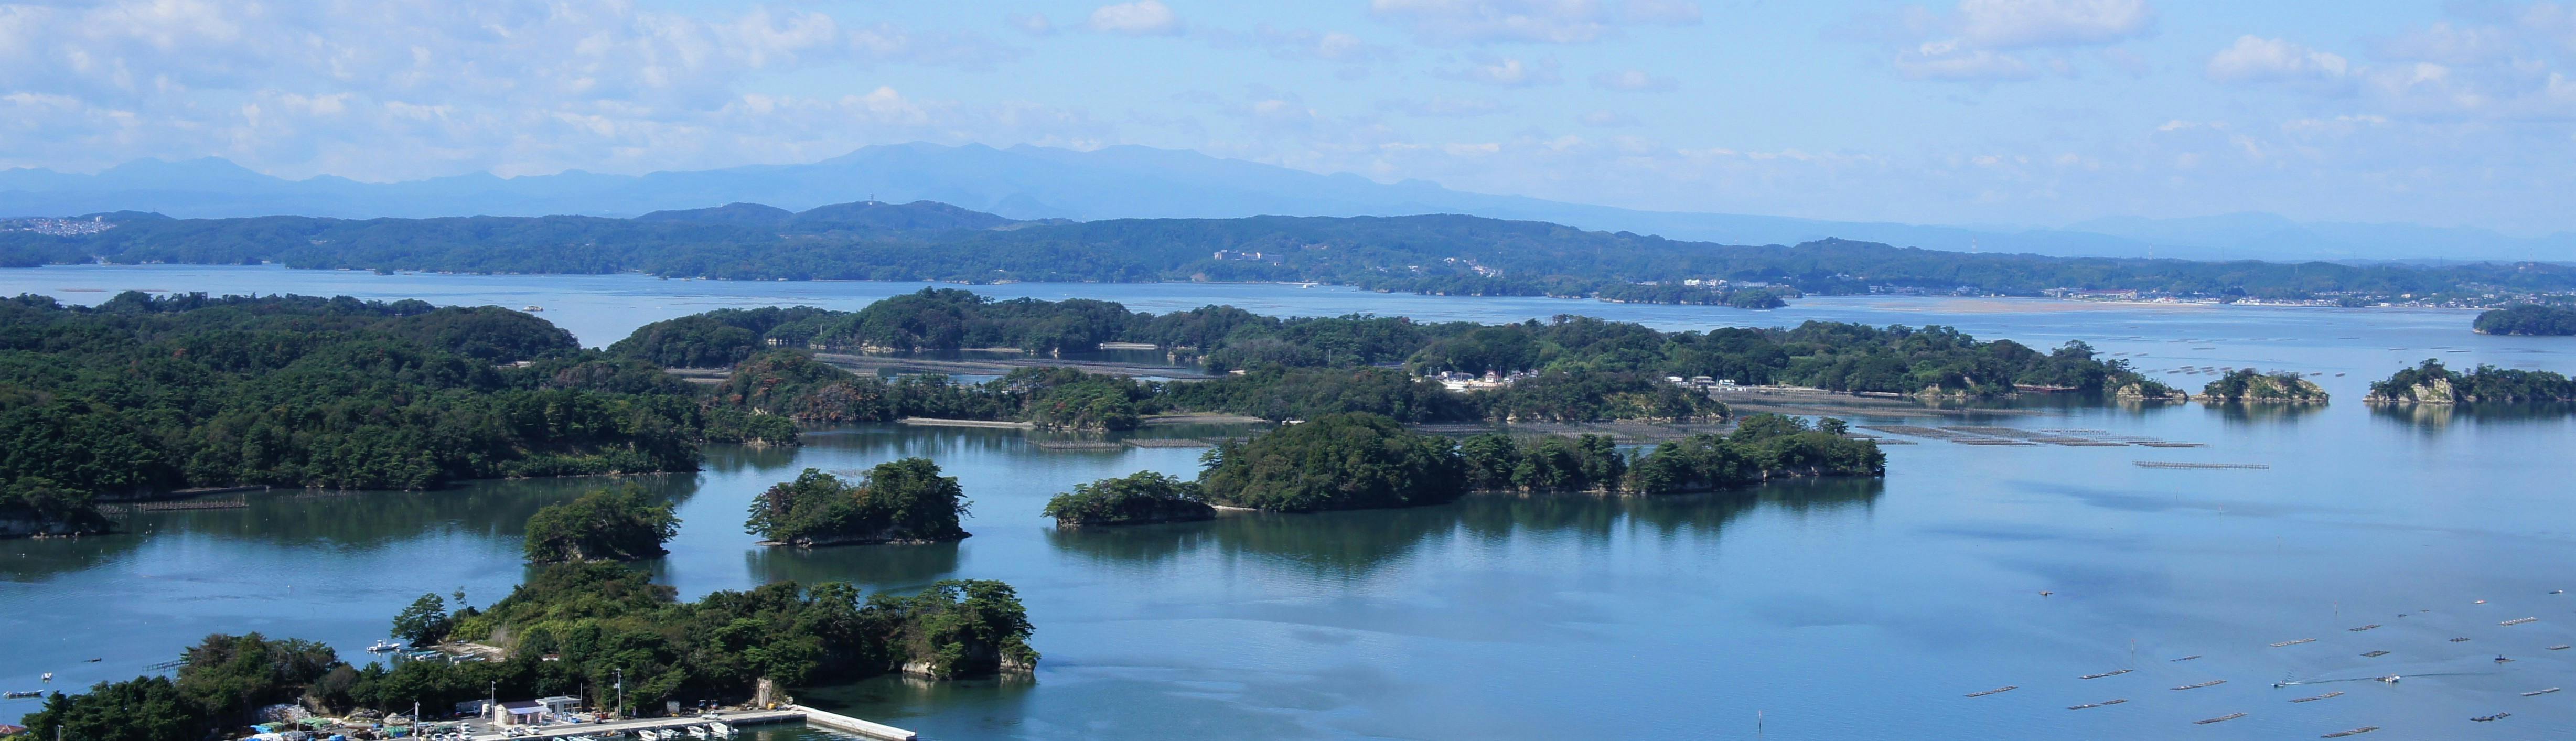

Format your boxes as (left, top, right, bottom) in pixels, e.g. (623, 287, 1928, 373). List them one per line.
(2365, 377, 2455, 404)
(2114, 382, 2189, 402)
(2198, 373, 2331, 403)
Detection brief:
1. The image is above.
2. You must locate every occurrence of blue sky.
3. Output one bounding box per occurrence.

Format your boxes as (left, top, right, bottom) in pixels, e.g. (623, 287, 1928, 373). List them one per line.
(2, 1, 2571, 234)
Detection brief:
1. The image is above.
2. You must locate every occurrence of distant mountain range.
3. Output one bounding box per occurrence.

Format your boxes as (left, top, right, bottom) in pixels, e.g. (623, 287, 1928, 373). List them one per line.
(3, 143, 2567, 263)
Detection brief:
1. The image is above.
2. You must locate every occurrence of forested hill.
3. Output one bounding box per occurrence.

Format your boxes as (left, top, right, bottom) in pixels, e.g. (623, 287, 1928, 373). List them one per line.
(6, 202, 2572, 303)
(0, 292, 791, 534)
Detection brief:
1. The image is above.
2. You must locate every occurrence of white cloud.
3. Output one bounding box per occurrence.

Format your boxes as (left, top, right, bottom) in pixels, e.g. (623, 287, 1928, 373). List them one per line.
(1087, 1, 1181, 36)
(2206, 35, 2350, 84)
(1235, 25, 1400, 63)
(1590, 69, 1677, 91)
(1895, 41, 2036, 81)
(1436, 54, 1562, 86)
(1955, 0, 2154, 49)
(1369, 0, 1701, 45)
(1847, 0, 2151, 82)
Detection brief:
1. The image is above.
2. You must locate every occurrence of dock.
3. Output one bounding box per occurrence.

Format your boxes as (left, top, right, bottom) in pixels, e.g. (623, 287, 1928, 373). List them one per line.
(466, 707, 913, 741)
(789, 704, 918, 740)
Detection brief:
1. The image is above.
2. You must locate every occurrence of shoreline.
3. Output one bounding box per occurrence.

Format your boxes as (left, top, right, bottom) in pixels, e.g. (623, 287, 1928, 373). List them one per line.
(4, 263, 2550, 313)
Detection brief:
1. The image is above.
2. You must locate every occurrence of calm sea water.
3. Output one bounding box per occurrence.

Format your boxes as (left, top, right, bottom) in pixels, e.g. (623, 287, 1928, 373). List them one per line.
(2, 265, 2572, 739)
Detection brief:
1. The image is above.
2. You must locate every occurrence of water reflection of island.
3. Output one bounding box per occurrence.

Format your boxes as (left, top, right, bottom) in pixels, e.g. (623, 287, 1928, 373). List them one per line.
(1044, 478, 1883, 578)
(2371, 400, 2576, 431)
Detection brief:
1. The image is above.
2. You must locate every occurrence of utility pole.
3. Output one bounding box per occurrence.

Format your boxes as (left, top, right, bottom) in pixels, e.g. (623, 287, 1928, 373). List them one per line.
(615, 668, 625, 719)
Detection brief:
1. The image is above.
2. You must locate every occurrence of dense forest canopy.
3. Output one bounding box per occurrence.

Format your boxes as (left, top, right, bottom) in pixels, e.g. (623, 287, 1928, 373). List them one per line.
(2473, 304, 2576, 336)
(20, 566, 1040, 739)
(1040, 470, 1215, 526)
(2366, 359, 2576, 403)
(0, 293, 793, 534)
(1194, 412, 1885, 512)
(1198, 413, 1472, 512)
(745, 462, 972, 546)
(521, 486, 683, 563)
(629, 292, 2178, 415)
(5, 205, 2568, 302)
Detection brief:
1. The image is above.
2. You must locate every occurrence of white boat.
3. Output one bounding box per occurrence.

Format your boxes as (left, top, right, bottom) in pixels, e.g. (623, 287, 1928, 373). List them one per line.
(708, 722, 734, 737)
(367, 639, 404, 652)
(522, 305, 544, 312)
(686, 726, 710, 739)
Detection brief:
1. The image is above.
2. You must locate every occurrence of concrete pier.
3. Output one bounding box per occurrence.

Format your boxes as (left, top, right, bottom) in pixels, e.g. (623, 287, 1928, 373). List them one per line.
(786, 704, 918, 740)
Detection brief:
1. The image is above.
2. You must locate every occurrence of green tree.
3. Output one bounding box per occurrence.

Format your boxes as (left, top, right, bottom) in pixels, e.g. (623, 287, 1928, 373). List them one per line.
(390, 593, 452, 647)
(522, 486, 682, 564)
(745, 461, 971, 546)
(1041, 470, 1213, 525)
(1198, 413, 1467, 511)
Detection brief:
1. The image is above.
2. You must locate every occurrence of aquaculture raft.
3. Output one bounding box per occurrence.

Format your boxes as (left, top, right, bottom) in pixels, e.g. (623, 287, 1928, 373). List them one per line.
(2320, 727, 2378, 738)
(1964, 686, 2017, 697)
(2172, 680, 2226, 691)
(2066, 699, 2127, 710)
(2194, 713, 2247, 725)
(2134, 461, 2270, 470)
(2078, 669, 2132, 680)
(2289, 692, 2343, 703)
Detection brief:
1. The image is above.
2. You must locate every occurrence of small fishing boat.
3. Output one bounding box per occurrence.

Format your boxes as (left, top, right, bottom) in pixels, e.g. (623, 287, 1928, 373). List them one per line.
(368, 640, 404, 652)
(523, 305, 545, 312)
(38, 673, 50, 682)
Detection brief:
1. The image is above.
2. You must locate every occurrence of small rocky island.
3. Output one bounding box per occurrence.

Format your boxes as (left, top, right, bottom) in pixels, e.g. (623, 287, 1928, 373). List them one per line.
(746, 460, 971, 546)
(522, 486, 682, 563)
(1042, 470, 1216, 526)
(2196, 369, 2330, 403)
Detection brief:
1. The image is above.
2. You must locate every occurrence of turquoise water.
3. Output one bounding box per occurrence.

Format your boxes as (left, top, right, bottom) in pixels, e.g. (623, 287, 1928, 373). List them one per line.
(2, 265, 2572, 739)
